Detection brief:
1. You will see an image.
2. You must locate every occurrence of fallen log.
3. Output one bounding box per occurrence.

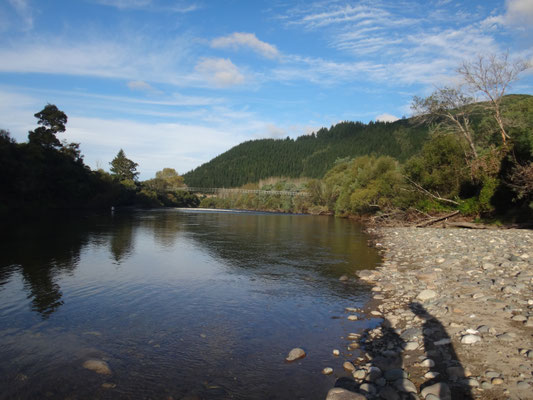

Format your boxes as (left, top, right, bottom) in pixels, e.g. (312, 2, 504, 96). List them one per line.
(415, 211, 460, 227)
(444, 221, 488, 229)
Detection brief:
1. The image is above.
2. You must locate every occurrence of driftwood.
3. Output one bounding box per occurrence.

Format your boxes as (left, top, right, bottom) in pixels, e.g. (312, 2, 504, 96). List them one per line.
(416, 211, 460, 227)
(444, 221, 488, 229)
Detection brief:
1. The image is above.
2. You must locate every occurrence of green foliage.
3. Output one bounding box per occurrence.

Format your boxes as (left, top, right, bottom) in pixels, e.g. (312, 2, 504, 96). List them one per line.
(184, 119, 429, 187)
(110, 149, 139, 182)
(28, 104, 68, 149)
(404, 133, 468, 200)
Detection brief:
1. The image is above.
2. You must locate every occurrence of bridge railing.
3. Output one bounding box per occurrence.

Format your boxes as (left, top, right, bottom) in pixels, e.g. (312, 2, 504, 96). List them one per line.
(172, 187, 310, 197)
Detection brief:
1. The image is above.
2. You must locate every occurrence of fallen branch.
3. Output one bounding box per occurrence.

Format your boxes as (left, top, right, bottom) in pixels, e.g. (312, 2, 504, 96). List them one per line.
(405, 177, 460, 206)
(416, 211, 460, 227)
(445, 221, 488, 229)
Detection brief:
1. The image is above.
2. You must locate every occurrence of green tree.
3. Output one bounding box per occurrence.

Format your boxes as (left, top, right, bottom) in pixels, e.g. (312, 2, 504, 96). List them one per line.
(110, 149, 139, 181)
(28, 104, 67, 149)
(155, 168, 185, 188)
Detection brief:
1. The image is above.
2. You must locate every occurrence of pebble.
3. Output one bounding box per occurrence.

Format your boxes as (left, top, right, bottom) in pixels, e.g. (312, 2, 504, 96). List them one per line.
(342, 361, 355, 372)
(404, 341, 418, 351)
(492, 377, 504, 385)
(394, 378, 417, 394)
(480, 381, 492, 389)
(347, 315, 358, 321)
(424, 371, 439, 379)
(352, 369, 366, 379)
(516, 381, 530, 390)
(285, 348, 305, 362)
(332, 349, 340, 356)
(322, 367, 333, 375)
(417, 289, 438, 301)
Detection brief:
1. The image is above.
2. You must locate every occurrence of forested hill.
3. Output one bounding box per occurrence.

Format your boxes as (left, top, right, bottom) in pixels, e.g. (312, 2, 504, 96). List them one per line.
(183, 118, 429, 187)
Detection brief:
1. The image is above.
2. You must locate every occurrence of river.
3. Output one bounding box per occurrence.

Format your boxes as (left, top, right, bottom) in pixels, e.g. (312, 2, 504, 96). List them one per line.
(0, 209, 381, 399)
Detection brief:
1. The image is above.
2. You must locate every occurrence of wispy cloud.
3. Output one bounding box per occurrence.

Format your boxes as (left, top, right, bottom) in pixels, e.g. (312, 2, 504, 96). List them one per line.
(211, 32, 280, 59)
(127, 80, 162, 94)
(8, 0, 33, 30)
(93, 0, 199, 12)
(194, 57, 245, 88)
(375, 113, 399, 123)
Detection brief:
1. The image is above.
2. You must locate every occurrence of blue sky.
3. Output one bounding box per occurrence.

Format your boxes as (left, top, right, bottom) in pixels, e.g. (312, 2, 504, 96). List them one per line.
(1, 0, 532, 179)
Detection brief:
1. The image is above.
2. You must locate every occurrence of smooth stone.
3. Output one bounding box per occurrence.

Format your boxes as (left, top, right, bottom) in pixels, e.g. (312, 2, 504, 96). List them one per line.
(359, 383, 376, 395)
(404, 341, 418, 351)
(491, 377, 504, 385)
(466, 378, 479, 387)
(286, 348, 306, 362)
(485, 371, 500, 378)
(425, 395, 440, 400)
(480, 381, 492, 389)
(323, 367, 334, 375)
(347, 315, 359, 321)
(517, 381, 531, 390)
(83, 359, 112, 375)
(384, 369, 407, 381)
(345, 307, 359, 312)
(417, 290, 437, 301)
(421, 382, 451, 400)
(325, 388, 366, 400)
(434, 338, 451, 346)
(367, 366, 382, 381)
(511, 315, 527, 322)
(101, 383, 116, 389)
(461, 334, 481, 344)
(424, 371, 439, 379)
(353, 369, 366, 379)
(394, 378, 417, 394)
(339, 275, 349, 281)
(379, 385, 400, 400)
(343, 362, 356, 372)
(333, 349, 340, 356)
(420, 358, 435, 367)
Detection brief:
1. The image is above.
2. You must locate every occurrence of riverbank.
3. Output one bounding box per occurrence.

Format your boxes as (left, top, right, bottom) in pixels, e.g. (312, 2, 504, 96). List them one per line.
(329, 227, 533, 400)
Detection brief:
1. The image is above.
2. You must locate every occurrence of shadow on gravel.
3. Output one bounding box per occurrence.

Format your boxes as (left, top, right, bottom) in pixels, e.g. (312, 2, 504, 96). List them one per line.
(409, 302, 473, 400)
(330, 303, 474, 399)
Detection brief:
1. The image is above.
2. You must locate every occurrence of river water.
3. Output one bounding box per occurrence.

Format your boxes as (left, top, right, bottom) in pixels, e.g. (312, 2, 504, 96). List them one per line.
(0, 209, 381, 399)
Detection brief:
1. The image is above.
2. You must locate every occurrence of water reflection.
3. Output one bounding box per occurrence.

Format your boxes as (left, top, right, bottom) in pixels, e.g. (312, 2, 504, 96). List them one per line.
(0, 210, 381, 400)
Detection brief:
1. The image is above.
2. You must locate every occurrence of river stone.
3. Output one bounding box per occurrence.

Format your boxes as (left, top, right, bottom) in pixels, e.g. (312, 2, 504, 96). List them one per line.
(421, 382, 451, 400)
(417, 290, 437, 301)
(323, 367, 334, 375)
(353, 369, 366, 379)
(359, 383, 376, 395)
(434, 338, 451, 346)
(285, 348, 306, 362)
(343, 362, 356, 372)
(333, 349, 340, 356)
(384, 369, 407, 381)
(461, 334, 481, 344)
(517, 381, 531, 390)
(379, 385, 400, 400)
(347, 315, 359, 321)
(394, 378, 417, 394)
(420, 358, 435, 367)
(491, 377, 504, 385)
(404, 341, 418, 351)
(325, 388, 366, 400)
(83, 359, 112, 375)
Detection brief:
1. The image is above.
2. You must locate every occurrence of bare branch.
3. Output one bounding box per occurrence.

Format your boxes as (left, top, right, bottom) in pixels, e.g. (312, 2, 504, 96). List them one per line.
(404, 176, 460, 206)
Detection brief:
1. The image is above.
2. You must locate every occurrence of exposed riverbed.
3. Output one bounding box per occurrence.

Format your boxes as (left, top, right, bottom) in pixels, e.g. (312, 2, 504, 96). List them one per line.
(329, 227, 533, 400)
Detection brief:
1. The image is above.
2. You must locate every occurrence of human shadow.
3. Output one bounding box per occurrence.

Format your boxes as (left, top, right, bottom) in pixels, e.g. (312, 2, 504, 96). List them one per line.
(331, 302, 474, 399)
(409, 302, 474, 400)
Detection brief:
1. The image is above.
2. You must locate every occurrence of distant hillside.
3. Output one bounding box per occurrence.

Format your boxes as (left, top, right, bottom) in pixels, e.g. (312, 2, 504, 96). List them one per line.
(184, 118, 429, 187)
(183, 94, 533, 188)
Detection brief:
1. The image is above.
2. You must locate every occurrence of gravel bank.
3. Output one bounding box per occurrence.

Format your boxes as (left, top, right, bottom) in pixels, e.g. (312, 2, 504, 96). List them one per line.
(328, 227, 533, 400)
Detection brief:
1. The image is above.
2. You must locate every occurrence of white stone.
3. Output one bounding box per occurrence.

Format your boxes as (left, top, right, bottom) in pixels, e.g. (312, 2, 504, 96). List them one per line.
(461, 334, 481, 344)
(322, 367, 333, 375)
(285, 348, 306, 361)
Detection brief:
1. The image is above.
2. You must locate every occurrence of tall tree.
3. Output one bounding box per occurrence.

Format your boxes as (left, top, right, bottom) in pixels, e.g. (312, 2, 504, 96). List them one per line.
(155, 168, 184, 188)
(110, 149, 139, 181)
(458, 53, 529, 145)
(28, 104, 68, 149)
(412, 86, 478, 159)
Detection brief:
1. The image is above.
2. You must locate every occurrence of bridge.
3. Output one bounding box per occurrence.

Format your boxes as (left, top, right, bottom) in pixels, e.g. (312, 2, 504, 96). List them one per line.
(173, 187, 309, 197)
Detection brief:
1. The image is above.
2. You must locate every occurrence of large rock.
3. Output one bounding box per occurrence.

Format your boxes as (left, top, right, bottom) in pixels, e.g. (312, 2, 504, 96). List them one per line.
(83, 359, 112, 375)
(394, 378, 417, 394)
(325, 388, 366, 400)
(285, 348, 306, 362)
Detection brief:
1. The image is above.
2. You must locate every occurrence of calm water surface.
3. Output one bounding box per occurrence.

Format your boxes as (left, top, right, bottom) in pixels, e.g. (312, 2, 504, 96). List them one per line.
(0, 209, 381, 399)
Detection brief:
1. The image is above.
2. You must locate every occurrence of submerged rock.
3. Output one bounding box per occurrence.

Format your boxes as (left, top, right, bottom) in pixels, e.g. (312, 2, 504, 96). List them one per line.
(83, 359, 112, 375)
(325, 388, 366, 400)
(285, 348, 306, 362)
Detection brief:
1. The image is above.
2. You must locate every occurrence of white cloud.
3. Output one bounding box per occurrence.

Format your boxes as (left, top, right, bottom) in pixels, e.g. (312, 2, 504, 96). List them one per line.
(194, 58, 245, 88)
(375, 113, 399, 123)
(503, 0, 533, 27)
(127, 80, 160, 94)
(211, 33, 279, 59)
